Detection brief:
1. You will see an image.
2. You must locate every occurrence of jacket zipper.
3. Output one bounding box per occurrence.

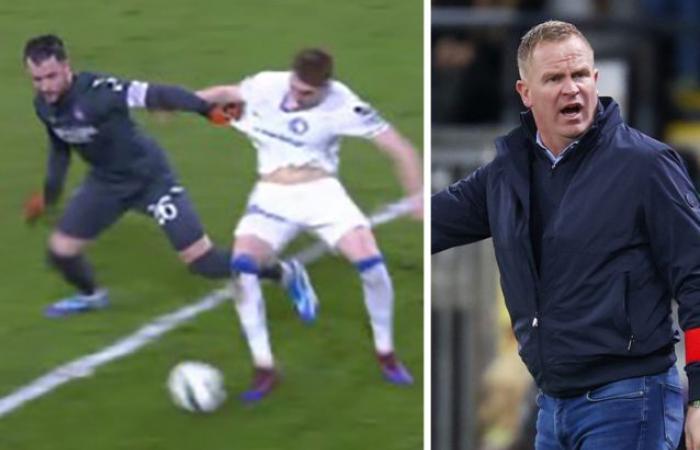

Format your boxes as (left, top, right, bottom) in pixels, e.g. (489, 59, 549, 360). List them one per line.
(533, 284, 545, 386)
(522, 233, 545, 385)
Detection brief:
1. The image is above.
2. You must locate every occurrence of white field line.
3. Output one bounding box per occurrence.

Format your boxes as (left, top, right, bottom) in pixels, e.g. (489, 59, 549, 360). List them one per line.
(0, 197, 416, 419)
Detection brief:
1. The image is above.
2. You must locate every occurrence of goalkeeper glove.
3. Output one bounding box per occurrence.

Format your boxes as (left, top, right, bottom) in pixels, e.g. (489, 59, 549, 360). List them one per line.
(23, 191, 45, 224)
(207, 103, 244, 125)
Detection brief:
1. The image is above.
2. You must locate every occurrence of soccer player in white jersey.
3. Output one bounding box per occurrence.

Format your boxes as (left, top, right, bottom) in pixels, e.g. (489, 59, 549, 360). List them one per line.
(198, 48, 422, 402)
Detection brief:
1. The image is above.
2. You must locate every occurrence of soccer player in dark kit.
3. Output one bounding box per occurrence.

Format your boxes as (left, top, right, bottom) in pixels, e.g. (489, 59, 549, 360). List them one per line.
(22, 34, 315, 318)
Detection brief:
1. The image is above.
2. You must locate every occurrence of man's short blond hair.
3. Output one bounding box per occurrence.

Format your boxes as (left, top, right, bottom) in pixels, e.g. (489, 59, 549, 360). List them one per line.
(517, 20, 593, 78)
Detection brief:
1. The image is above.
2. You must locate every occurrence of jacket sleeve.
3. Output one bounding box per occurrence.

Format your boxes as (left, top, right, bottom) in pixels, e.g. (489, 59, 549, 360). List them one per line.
(431, 164, 491, 254)
(643, 148, 700, 401)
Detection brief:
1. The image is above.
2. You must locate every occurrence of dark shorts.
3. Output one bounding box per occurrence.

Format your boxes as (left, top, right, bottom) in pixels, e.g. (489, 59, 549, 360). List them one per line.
(58, 175, 206, 251)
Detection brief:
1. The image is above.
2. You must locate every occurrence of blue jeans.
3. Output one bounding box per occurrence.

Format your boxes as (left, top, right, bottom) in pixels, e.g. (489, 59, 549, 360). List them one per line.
(535, 366, 684, 450)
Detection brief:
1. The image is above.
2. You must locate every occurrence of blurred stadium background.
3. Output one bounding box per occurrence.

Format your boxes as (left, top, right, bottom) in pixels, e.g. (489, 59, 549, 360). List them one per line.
(0, 1, 422, 449)
(431, 1, 700, 450)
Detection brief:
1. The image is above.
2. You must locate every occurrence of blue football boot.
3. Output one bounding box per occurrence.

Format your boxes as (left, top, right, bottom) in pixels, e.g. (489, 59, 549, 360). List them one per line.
(283, 259, 319, 324)
(240, 367, 279, 403)
(378, 352, 414, 386)
(44, 289, 109, 318)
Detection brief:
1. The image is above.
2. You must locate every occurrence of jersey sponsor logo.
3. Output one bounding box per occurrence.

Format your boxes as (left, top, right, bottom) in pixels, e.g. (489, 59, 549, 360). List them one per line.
(252, 126, 304, 147)
(288, 117, 309, 135)
(52, 126, 99, 144)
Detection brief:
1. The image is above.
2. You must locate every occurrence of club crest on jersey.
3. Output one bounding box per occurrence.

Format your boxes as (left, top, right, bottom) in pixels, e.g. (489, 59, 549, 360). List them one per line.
(288, 117, 309, 135)
(73, 107, 85, 121)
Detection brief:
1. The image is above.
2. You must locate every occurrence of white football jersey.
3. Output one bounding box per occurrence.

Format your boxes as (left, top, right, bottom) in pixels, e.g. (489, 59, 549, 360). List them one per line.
(232, 71, 389, 175)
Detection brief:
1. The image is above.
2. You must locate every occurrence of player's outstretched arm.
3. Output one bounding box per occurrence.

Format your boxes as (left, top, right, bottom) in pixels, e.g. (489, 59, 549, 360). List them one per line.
(125, 81, 230, 125)
(196, 85, 243, 105)
(143, 84, 211, 115)
(372, 127, 423, 219)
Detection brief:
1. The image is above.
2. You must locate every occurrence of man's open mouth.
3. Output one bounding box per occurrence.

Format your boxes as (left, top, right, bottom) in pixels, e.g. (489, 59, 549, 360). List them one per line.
(561, 103, 583, 117)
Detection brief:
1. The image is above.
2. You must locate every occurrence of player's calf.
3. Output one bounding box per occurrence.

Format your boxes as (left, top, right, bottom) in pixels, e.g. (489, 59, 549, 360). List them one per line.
(47, 249, 98, 296)
(354, 255, 413, 385)
(355, 255, 394, 352)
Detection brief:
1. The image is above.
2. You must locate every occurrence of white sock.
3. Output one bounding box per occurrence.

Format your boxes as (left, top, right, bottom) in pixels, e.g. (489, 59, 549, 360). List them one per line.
(233, 273, 274, 368)
(359, 262, 394, 355)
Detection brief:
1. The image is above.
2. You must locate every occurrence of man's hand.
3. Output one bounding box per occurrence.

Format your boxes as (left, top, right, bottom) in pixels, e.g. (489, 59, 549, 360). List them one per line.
(207, 103, 244, 125)
(23, 191, 45, 224)
(686, 406, 700, 449)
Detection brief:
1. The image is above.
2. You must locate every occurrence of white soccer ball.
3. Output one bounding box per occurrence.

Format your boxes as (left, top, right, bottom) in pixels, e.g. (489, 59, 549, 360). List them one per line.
(167, 361, 227, 413)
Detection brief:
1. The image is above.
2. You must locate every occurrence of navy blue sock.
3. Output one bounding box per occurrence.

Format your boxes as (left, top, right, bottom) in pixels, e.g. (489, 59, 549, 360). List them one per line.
(189, 247, 231, 279)
(259, 262, 283, 281)
(231, 254, 283, 281)
(47, 250, 96, 295)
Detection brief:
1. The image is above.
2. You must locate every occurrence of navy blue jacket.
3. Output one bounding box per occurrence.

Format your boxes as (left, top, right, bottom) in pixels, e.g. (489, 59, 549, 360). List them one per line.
(432, 98, 700, 398)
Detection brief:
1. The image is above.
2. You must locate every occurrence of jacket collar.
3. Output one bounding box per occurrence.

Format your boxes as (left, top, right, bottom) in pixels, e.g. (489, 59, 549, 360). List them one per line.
(518, 96, 621, 152)
(493, 96, 622, 219)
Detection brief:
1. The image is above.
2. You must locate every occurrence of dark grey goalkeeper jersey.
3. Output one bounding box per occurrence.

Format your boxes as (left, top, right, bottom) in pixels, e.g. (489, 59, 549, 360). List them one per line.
(34, 71, 176, 196)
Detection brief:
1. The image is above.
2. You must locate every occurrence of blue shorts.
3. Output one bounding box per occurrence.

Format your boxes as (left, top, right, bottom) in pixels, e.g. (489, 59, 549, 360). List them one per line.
(57, 175, 206, 251)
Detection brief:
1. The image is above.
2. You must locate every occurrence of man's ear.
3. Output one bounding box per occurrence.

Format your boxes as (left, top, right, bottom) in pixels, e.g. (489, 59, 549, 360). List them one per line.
(516, 79, 531, 108)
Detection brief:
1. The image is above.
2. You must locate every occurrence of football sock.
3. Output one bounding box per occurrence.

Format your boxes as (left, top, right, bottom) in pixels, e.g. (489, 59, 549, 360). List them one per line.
(355, 256, 394, 355)
(232, 253, 285, 283)
(47, 250, 97, 295)
(233, 271, 275, 368)
(259, 260, 285, 283)
(188, 247, 231, 279)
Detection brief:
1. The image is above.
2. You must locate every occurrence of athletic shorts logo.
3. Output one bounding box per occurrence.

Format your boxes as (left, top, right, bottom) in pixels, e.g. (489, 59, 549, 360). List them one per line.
(686, 191, 699, 209)
(148, 194, 179, 225)
(288, 117, 309, 135)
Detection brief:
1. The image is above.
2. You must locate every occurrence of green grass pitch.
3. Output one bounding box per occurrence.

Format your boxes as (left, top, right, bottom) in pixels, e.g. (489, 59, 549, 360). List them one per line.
(0, 0, 423, 449)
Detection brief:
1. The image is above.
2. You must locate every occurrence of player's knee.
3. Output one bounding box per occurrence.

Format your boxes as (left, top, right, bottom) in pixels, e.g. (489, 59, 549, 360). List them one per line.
(48, 231, 86, 257)
(178, 235, 212, 264)
(337, 227, 380, 260)
(231, 253, 260, 275)
(188, 247, 231, 279)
